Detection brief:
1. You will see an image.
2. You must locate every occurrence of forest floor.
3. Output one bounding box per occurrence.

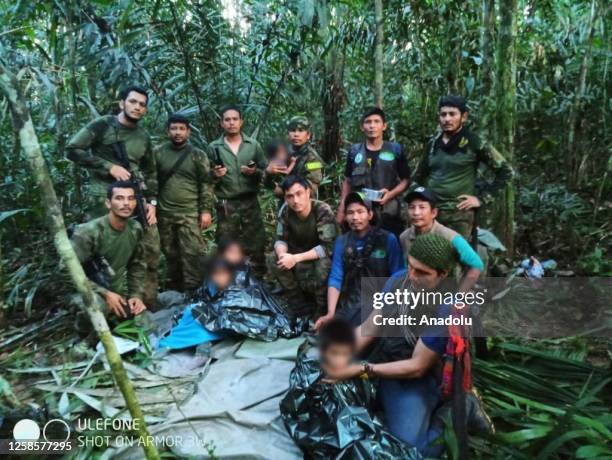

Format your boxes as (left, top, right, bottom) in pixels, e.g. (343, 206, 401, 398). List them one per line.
(1, 276, 610, 459)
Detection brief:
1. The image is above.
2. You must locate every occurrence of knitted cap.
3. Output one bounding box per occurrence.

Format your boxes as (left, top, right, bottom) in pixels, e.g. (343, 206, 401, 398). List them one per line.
(410, 234, 456, 273)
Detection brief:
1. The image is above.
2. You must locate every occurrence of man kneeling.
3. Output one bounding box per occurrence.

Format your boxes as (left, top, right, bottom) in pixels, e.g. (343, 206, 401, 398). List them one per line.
(267, 176, 337, 320)
(71, 181, 148, 330)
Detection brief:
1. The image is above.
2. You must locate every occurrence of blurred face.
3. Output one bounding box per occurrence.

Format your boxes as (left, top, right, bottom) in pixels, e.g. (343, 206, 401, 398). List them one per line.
(361, 114, 387, 140)
(408, 199, 437, 230)
(288, 127, 311, 147)
(168, 122, 190, 145)
(211, 268, 233, 291)
(408, 256, 446, 291)
(322, 343, 354, 371)
(439, 106, 468, 134)
(222, 243, 244, 266)
(270, 144, 289, 164)
(221, 109, 243, 135)
(106, 187, 137, 219)
(284, 183, 311, 214)
(346, 202, 372, 232)
(119, 91, 148, 122)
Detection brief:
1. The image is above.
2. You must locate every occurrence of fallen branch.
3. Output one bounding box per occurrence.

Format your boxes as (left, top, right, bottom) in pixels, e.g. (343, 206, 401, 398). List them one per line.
(0, 62, 160, 460)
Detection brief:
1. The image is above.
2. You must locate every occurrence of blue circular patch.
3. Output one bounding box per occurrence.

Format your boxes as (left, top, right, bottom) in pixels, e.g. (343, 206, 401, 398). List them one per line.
(355, 153, 363, 164)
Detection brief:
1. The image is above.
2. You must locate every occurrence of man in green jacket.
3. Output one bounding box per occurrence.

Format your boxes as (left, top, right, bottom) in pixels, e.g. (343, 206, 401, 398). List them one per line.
(207, 105, 268, 278)
(414, 95, 513, 239)
(155, 114, 215, 292)
(66, 85, 161, 306)
(71, 181, 148, 329)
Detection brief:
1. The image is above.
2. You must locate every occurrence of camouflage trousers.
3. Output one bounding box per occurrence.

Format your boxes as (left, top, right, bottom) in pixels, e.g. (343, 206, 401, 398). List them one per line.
(216, 195, 266, 278)
(436, 206, 475, 241)
(85, 194, 161, 307)
(158, 213, 207, 292)
(266, 253, 330, 320)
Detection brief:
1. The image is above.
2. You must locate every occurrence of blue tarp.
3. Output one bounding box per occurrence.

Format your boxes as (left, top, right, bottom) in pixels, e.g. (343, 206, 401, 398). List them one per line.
(158, 304, 225, 350)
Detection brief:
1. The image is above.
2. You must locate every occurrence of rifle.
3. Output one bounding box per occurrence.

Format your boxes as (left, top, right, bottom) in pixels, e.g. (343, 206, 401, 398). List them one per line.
(83, 255, 115, 291)
(110, 140, 150, 229)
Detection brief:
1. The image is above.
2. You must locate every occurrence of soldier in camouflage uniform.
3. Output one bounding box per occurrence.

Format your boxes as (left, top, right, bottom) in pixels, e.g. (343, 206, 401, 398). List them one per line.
(414, 95, 513, 239)
(71, 182, 148, 330)
(265, 116, 325, 197)
(155, 114, 215, 292)
(267, 176, 337, 320)
(66, 85, 161, 306)
(207, 105, 268, 278)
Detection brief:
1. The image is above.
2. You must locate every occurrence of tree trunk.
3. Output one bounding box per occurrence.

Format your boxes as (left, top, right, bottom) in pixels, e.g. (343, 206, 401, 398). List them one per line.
(374, 0, 384, 108)
(567, 0, 598, 188)
(445, 1, 462, 94)
(0, 63, 160, 460)
(479, 0, 495, 138)
(322, 44, 345, 164)
(493, 0, 517, 255)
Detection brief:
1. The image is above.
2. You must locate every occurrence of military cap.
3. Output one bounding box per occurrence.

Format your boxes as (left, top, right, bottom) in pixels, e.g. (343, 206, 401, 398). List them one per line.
(404, 186, 438, 207)
(344, 191, 373, 211)
(287, 116, 311, 131)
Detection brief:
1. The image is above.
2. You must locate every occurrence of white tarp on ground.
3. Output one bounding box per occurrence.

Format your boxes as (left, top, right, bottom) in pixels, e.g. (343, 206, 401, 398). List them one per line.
(111, 337, 305, 459)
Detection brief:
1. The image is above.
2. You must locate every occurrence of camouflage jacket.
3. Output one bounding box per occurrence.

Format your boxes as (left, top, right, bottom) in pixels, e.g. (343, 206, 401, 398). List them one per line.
(414, 128, 513, 210)
(66, 115, 156, 199)
(71, 215, 147, 299)
(275, 199, 337, 256)
(265, 143, 325, 197)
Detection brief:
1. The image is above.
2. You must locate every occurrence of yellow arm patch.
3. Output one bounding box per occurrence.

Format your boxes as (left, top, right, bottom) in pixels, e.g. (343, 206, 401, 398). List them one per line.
(305, 161, 323, 171)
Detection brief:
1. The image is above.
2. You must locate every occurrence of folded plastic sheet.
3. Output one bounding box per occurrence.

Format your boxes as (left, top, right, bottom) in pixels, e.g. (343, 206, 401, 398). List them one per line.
(158, 304, 225, 350)
(192, 273, 303, 341)
(280, 343, 422, 459)
(113, 355, 302, 460)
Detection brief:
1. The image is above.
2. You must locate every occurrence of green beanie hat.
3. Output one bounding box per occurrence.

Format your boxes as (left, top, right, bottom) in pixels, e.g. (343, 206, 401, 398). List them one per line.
(410, 234, 456, 273)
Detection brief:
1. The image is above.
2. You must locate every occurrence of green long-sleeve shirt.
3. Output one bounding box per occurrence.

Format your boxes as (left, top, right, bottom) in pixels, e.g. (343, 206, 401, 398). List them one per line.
(66, 115, 157, 199)
(414, 128, 513, 210)
(206, 134, 267, 200)
(154, 141, 214, 216)
(71, 215, 147, 299)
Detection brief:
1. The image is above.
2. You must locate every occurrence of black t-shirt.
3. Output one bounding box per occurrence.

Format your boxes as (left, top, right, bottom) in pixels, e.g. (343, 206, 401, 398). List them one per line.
(344, 145, 411, 180)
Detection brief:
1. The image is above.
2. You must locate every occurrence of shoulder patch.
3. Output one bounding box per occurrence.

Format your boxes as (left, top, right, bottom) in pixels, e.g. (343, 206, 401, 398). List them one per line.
(379, 151, 395, 162)
(305, 161, 322, 171)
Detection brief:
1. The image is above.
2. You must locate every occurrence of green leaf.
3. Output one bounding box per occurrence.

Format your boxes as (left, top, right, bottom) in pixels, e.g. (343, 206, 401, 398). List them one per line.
(576, 445, 612, 459)
(497, 426, 553, 443)
(0, 209, 30, 225)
